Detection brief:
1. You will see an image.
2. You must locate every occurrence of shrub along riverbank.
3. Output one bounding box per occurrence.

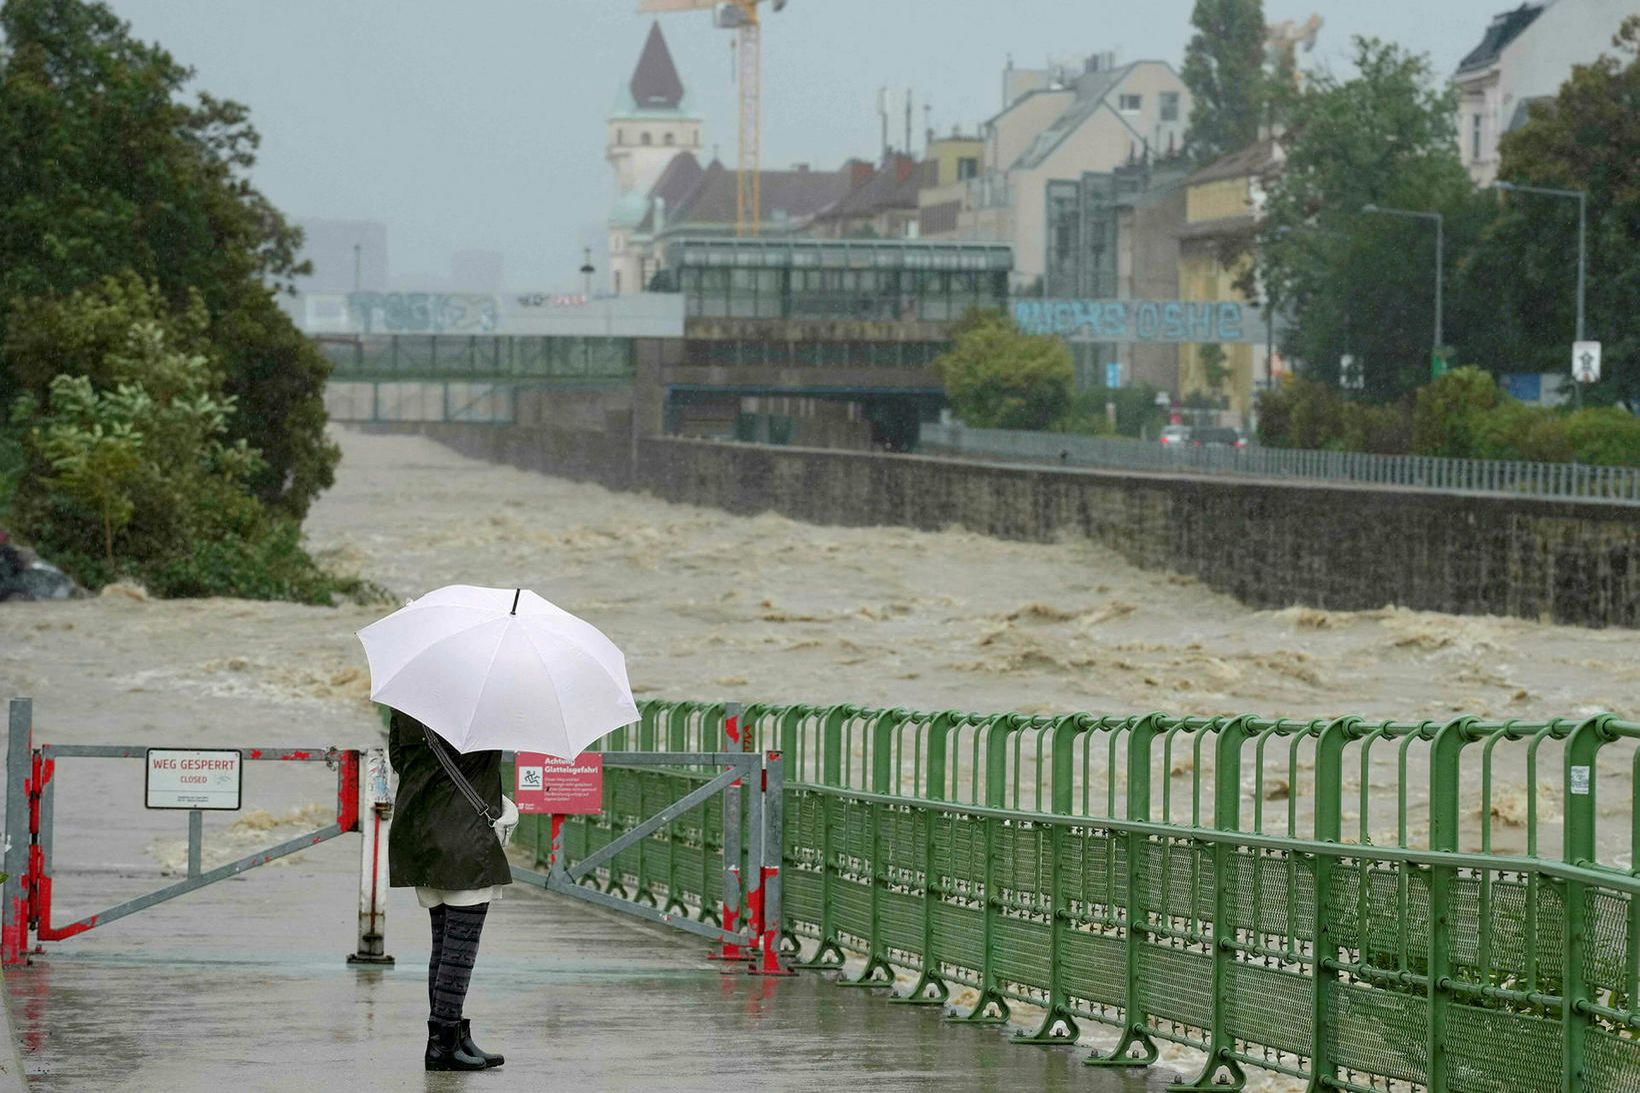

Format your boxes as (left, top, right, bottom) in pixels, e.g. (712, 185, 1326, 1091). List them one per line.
(1257, 367, 1640, 465)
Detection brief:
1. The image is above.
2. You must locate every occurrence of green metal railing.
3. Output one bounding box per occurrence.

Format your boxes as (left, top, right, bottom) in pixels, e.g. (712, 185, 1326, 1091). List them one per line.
(518, 701, 1640, 1092)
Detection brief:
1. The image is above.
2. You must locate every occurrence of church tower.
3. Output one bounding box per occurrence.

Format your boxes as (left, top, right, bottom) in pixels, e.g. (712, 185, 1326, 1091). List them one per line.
(608, 23, 702, 294)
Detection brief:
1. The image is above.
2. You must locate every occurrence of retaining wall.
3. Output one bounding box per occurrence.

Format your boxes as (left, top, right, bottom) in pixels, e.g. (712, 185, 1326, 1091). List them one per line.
(378, 422, 1640, 628)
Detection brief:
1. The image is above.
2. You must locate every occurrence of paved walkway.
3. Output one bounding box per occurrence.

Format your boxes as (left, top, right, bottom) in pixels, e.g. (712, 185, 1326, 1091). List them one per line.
(6, 828, 1167, 1092)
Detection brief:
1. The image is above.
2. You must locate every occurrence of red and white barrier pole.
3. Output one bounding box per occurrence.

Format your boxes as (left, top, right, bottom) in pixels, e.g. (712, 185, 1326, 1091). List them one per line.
(749, 751, 792, 975)
(3, 699, 32, 967)
(347, 747, 394, 966)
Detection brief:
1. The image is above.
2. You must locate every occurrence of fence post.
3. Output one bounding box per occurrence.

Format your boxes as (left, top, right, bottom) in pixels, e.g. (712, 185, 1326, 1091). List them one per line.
(1307, 715, 1356, 1092)
(750, 752, 793, 976)
(1561, 715, 1611, 1093)
(1088, 713, 1161, 1068)
(3, 699, 31, 967)
(347, 747, 394, 966)
(709, 701, 747, 961)
(1426, 716, 1474, 1093)
(1171, 716, 1256, 1090)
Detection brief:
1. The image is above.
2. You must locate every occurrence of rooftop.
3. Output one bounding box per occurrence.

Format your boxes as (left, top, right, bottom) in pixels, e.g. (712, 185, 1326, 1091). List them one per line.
(1457, 2, 1546, 74)
(629, 22, 685, 110)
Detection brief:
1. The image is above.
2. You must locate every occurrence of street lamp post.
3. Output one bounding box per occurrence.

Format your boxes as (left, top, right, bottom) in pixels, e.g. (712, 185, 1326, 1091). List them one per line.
(1491, 180, 1588, 406)
(1270, 223, 1354, 387)
(1362, 203, 1444, 374)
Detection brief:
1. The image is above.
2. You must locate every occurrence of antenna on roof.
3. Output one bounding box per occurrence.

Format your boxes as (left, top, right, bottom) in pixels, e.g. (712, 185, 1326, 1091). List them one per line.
(904, 88, 912, 160)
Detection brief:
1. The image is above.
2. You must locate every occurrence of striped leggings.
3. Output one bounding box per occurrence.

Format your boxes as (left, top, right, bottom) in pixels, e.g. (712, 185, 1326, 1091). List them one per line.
(427, 903, 489, 1022)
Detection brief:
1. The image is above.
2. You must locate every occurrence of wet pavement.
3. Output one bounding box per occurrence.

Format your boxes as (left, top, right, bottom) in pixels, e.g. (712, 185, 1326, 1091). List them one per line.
(7, 832, 1169, 1092)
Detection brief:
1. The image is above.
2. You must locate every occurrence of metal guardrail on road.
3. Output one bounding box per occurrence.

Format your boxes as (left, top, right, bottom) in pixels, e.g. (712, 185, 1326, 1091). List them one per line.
(918, 422, 1640, 504)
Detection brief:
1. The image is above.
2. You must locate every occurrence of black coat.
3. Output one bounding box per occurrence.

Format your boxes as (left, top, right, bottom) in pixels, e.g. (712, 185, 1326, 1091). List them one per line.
(386, 709, 513, 891)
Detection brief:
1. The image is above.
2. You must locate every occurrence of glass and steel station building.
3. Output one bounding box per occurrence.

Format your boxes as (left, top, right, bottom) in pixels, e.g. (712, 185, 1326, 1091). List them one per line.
(306, 236, 1013, 451)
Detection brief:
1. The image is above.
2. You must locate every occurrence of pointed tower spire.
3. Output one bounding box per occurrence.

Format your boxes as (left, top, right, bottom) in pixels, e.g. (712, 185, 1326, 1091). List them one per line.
(630, 22, 685, 110)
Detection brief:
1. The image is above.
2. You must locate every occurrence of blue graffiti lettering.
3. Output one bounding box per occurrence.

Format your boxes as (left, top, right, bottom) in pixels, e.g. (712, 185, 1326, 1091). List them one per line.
(1217, 302, 1243, 341)
(1136, 302, 1161, 340)
(1103, 302, 1128, 339)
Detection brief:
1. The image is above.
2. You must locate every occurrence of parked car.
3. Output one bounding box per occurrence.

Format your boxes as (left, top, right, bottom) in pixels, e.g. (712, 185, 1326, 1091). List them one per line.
(1189, 427, 1247, 449)
(1159, 425, 1191, 447)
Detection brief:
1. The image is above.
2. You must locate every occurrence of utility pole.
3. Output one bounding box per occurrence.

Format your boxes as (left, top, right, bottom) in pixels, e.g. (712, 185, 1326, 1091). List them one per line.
(1362, 204, 1444, 374)
(1492, 180, 1588, 407)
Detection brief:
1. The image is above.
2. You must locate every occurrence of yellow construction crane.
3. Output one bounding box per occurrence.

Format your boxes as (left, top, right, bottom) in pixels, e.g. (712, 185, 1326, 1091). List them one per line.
(637, 0, 786, 237)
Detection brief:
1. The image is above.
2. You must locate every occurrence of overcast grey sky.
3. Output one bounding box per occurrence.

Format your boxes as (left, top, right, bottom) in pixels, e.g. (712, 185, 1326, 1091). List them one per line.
(106, 0, 1518, 291)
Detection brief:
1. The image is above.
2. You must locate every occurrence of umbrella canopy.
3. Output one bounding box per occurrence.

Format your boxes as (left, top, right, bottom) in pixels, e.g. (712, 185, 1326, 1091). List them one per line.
(357, 584, 639, 757)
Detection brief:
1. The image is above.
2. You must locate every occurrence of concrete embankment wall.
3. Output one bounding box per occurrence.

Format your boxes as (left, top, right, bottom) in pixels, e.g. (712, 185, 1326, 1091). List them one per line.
(372, 422, 1640, 628)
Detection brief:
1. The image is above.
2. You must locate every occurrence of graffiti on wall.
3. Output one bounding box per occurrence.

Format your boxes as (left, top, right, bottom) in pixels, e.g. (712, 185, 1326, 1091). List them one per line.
(1013, 298, 1267, 344)
(346, 292, 499, 334)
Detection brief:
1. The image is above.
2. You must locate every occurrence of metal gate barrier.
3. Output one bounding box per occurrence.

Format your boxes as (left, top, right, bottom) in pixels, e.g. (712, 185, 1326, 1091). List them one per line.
(2, 698, 394, 967)
(509, 745, 790, 976)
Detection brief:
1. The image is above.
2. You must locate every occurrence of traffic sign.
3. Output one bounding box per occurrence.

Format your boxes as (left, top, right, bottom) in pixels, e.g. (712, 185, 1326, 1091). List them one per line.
(514, 752, 603, 814)
(1573, 341, 1601, 384)
(146, 748, 242, 810)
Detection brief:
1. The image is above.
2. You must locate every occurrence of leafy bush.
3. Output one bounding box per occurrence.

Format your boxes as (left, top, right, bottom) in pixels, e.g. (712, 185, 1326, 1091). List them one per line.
(1256, 377, 1411, 454)
(1411, 367, 1504, 457)
(934, 310, 1073, 430)
(7, 277, 356, 603)
(0, 424, 21, 527)
(1052, 386, 1168, 439)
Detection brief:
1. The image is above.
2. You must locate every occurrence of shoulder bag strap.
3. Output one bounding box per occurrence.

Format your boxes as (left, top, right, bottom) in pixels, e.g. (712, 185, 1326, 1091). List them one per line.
(421, 723, 498, 825)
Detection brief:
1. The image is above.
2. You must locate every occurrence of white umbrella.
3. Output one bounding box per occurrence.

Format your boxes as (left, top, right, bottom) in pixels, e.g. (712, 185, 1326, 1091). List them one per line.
(357, 584, 639, 757)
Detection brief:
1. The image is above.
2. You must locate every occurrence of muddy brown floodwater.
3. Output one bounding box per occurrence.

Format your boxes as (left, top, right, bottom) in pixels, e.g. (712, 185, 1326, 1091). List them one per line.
(4, 425, 1637, 860)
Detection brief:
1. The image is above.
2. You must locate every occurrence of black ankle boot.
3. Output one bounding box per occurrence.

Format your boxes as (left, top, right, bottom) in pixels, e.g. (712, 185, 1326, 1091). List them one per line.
(425, 1019, 487, 1071)
(459, 1019, 504, 1068)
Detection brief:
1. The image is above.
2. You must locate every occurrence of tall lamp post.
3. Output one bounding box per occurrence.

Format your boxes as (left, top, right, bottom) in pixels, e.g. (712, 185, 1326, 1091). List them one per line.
(1362, 203, 1444, 375)
(1491, 180, 1587, 406)
(1269, 223, 1354, 387)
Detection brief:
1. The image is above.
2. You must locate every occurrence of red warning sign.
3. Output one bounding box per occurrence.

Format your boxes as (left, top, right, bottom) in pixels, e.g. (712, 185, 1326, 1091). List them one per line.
(514, 753, 604, 815)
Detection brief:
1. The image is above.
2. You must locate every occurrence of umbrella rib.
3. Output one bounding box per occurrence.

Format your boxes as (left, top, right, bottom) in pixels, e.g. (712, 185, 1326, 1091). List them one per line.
(459, 619, 517, 750)
(517, 623, 577, 756)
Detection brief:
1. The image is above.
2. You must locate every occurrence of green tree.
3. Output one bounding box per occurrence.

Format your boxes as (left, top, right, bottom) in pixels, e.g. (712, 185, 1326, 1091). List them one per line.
(0, 0, 336, 517)
(1456, 17, 1640, 410)
(1258, 38, 1491, 402)
(1411, 366, 1503, 457)
(8, 277, 351, 601)
(934, 311, 1072, 430)
(1181, 0, 1268, 164)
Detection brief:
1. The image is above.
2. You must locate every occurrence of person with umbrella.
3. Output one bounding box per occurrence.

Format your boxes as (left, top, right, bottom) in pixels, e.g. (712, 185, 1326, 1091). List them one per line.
(359, 585, 640, 1072)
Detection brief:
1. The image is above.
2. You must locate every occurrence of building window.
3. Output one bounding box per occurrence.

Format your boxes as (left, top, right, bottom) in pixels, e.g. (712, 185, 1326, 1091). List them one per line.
(1472, 114, 1482, 160)
(1160, 92, 1179, 122)
(1119, 93, 1142, 113)
(664, 132, 675, 146)
(957, 157, 979, 180)
(641, 132, 652, 146)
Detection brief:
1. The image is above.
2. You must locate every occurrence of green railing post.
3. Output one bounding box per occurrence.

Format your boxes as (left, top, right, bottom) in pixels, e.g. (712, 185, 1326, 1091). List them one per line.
(1562, 714, 1612, 1093)
(1305, 715, 1356, 1093)
(1088, 713, 1163, 1069)
(893, 712, 957, 1006)
(952, 716, 1017, 1023)
(841, 709, 907, 988)
(949, 810, 1011, 1024)
(792, 706, 852, 969)
(1017, 716, 1087, 1044)
(1171, 714, 1257, 1091)
(1426, 715, 1476, 1093)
